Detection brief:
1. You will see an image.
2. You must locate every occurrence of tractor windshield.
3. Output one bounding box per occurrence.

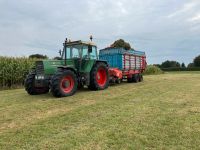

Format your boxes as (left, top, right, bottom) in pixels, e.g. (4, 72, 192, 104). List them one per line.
(64, 45, 81, 59)
(63, 44, 97, 60)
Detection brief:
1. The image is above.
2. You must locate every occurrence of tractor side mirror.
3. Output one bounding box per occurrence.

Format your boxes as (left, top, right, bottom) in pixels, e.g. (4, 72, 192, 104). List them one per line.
(88, 45, 92, 53)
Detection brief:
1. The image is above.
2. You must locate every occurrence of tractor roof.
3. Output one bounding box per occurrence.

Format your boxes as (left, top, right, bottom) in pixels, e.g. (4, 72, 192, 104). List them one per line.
(64, 40, 96, 47)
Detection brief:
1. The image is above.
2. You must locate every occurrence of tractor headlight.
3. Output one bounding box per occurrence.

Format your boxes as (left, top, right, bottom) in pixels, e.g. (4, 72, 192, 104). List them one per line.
(35, 75, 45, 80)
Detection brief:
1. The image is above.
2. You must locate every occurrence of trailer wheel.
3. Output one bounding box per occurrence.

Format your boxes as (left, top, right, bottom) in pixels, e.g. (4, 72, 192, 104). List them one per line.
(127, 76, 133, 83)
(25, 71, 49, 95)
(139, 74, 143, 82)
(89, 62, 109, 90)
(132, 74, 139, 83)
(116, 78, 122, 84)
(51, 70, 77, 97)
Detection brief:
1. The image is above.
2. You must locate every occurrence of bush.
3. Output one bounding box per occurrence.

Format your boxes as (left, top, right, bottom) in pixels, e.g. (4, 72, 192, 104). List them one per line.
(143, 65, 164, 75)
(0, 57, 36, 89)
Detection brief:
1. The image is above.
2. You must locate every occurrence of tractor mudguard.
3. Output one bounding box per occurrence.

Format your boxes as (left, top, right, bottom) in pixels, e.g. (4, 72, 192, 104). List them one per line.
(95, 60, 109, 67)
(57, 66, 77, 74)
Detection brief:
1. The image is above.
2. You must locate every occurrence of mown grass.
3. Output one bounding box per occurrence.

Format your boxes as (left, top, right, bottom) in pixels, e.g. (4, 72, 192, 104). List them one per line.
(0, 72, 200, 149)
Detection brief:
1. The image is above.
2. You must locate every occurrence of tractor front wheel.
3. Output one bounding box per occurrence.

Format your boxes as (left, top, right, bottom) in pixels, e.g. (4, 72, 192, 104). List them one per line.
(25, 71, 49, 95)
(51, 70, 77, 97)
(89, 62, 109, 90)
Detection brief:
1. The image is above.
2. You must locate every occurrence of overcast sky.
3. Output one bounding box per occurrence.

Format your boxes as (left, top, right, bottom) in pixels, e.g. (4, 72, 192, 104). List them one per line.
(0, 0, 199, 64)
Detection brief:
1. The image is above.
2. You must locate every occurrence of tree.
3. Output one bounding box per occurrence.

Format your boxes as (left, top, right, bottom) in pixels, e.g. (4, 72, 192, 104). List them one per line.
(161, 60, 181, 68)
(53, 56, 62, 60)
(111, 39, 132, 50)
(153, 64, 161, 68)
(181, 63, 186, 68)
(187, 63, 194, 68)
(29, 54, 48, 59)
(193, 55, 200, 67)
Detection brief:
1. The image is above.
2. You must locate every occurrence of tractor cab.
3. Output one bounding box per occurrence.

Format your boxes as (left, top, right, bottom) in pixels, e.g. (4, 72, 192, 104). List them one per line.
(61, 40, 98, 61)
(59, 40, 99, 73)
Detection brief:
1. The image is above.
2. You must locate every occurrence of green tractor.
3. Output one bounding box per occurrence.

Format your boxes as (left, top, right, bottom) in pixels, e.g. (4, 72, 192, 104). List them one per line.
(25, 39, 109, 97)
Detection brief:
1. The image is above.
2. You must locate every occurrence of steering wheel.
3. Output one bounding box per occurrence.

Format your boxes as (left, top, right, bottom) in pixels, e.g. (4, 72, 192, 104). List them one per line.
(82, 55, 89, 59)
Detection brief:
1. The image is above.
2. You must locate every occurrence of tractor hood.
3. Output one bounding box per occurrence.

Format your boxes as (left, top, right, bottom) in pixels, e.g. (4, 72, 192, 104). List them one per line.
(35, 59, 78, 75)
(35, 60, 64, 75)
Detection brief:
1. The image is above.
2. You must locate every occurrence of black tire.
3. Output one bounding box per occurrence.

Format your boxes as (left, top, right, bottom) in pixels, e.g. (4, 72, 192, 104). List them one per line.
(25, 71, 49, 95)
(50, 70, 77, 97)
(139, 74, 143, 82)
(89, 62, 109, 90)
(127, 76, 133, 83)
(78, 82, 84, 89)
(132, 74, 139, 83)
(116, 78, 122, 84)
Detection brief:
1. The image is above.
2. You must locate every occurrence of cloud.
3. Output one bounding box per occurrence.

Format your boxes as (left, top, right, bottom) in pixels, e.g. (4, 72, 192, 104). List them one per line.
(0, 0, 199, 64)
(189, 13, 200, 22)
(167, 1, 196, 18)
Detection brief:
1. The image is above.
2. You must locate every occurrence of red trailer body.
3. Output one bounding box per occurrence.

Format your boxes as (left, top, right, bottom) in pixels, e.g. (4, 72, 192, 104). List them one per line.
(99, 48, 147, 83)
(121, 53, 146, 78)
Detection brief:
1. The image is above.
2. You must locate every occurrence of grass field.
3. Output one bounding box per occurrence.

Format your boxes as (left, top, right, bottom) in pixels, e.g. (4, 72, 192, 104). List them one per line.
(0, 72, 200, 149)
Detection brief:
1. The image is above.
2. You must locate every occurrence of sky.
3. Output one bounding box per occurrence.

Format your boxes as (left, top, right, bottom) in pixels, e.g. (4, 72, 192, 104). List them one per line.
(0, 0, 200, 65)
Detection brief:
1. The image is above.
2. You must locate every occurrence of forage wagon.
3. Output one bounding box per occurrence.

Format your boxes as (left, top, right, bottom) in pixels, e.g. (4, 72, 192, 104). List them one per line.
(25, 38, 146, 97)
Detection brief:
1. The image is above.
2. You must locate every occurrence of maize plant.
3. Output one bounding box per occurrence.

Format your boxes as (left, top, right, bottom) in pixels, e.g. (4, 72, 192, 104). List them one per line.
(0, 57, 36, 89)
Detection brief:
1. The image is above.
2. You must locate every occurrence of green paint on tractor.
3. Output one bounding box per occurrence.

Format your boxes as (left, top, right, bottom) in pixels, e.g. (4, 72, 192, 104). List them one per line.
(42, 58, 96, 74)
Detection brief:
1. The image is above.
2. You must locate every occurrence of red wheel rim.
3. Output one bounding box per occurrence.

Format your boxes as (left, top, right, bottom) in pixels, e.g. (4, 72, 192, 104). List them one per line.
(96, 67, 107, 87)
(60, 76, 74, 93)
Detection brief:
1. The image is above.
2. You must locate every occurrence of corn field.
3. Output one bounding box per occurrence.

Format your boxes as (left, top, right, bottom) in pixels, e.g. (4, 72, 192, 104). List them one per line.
(0, 57, 36, 89)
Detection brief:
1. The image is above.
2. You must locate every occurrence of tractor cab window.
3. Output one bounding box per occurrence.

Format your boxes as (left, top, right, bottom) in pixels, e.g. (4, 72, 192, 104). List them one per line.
(82, 46, 89, 59)
(65, 47, 71, 59)
(81, 45, 97, 59)
(71, 45, 81, 58)
(89, 46, 97, 59)
(71, 47, 80, 58)
(64, 45, 81, 59)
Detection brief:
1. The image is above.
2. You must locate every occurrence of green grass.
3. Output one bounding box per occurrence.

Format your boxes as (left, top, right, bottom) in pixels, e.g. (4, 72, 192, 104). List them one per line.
(0, 72, 200, 149)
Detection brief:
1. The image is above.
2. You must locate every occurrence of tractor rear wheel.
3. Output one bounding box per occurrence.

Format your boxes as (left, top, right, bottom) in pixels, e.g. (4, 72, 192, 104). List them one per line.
(89, 62, 109, 90)
(25, 71, 49, 95)
(50, 70, 77, 97)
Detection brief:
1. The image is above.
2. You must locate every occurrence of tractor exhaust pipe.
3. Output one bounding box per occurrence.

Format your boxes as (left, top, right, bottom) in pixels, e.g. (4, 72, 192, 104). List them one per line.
(64, 38, 67, 66)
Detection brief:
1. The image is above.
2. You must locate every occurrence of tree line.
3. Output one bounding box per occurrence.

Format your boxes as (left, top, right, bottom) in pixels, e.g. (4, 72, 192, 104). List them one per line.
(154, 55, 200, 68)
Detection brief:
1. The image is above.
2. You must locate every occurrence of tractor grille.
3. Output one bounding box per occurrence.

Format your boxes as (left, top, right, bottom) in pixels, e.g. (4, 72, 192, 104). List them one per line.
(35, 61, 44, 74)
